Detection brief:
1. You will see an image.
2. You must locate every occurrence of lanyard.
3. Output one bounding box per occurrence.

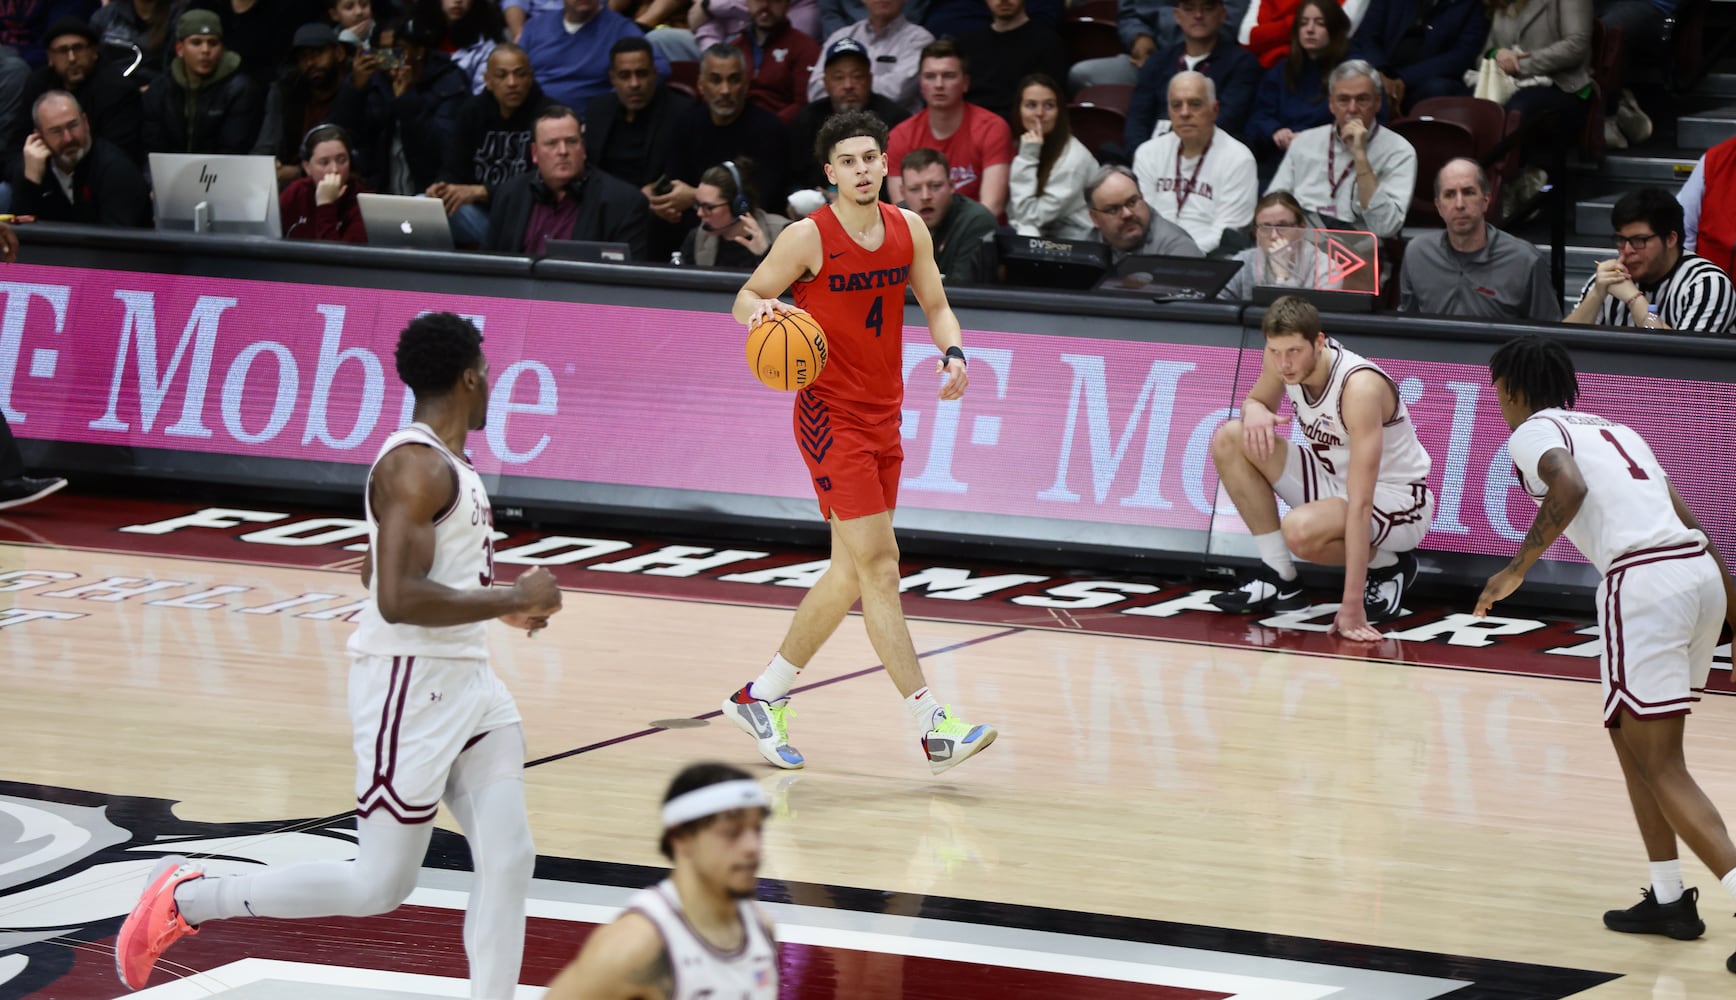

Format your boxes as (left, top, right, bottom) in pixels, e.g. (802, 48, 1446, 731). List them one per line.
(1326, 135, 1356, 200)
(1174, 137, 1211, 213)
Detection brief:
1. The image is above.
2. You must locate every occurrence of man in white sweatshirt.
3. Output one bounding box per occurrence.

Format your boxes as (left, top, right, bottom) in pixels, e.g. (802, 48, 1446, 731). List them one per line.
(1131, 70, 1255, 254)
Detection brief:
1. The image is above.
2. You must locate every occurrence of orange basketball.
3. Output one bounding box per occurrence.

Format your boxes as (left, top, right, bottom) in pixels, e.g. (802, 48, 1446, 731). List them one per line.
(745, 312, 828, 391)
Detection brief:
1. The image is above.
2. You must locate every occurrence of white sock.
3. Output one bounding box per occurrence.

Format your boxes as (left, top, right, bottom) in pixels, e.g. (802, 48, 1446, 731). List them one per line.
(1253, 531, 1297, 581)
(905, 687, 941, 730)
(1369, 549, 1398, 570)
(749, 653, 801, 702)
(1719, 866, 1736, 905)
(1651, 859, 1685, 904)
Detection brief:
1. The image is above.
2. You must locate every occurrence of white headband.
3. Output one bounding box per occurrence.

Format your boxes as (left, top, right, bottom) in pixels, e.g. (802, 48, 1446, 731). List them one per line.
(661, 780, 769, 829)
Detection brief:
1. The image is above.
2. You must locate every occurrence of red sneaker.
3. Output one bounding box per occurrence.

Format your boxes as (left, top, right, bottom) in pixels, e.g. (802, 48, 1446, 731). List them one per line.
(114, 856, 203, 989)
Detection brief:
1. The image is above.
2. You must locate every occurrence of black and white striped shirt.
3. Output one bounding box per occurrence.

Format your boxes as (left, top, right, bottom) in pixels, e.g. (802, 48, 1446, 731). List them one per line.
(1576, 252, 1736, 334)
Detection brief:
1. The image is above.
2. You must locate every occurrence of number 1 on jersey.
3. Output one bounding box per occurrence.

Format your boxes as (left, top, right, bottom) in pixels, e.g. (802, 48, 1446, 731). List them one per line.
(1599, 428, 1650, 480)
(865, 296, 883, 338)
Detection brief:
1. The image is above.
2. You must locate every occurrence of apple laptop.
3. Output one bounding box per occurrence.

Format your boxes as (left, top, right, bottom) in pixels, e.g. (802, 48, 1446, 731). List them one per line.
(357, 193, 455, 250)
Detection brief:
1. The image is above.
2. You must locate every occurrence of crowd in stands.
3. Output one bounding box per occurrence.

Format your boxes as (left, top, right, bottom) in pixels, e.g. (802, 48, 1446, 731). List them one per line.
(0, 0, 1724, 333)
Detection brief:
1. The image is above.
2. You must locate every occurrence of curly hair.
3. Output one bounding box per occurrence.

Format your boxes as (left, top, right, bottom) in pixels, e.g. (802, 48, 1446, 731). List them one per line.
(1489, 335, 1579, 411)
(815, 108, 890, 165)
(395, 312, 483, 396)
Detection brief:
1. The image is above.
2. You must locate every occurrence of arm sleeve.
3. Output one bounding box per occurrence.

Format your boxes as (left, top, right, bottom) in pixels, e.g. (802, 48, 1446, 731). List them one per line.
(1679, 156, 1705, 253)
(1520, 0, 1590, 76)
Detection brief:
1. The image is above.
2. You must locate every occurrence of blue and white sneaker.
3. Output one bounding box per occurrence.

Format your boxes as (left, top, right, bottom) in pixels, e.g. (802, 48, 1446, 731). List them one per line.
(721, 685, 804, 769)
(924, 707, 997, 775)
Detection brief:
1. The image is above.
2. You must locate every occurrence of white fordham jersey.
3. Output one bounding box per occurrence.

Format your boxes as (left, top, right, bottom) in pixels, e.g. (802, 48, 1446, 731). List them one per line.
(1286, 339, 1432, 488)
(625, 880, 778, 999)
(1508, 408, 1702, 575)
(348, 422, 495, 660)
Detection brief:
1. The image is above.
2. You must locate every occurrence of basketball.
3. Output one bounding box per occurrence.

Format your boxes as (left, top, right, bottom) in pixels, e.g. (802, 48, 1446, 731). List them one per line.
(745, 312, 828, 391)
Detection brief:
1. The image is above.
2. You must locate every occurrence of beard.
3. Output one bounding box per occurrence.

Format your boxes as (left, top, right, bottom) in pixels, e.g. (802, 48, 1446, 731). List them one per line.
(53, 144, 87, 172)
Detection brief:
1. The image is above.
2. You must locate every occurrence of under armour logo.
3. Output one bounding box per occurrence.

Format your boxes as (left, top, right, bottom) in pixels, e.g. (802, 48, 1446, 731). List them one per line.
(429, 691, 443, 702)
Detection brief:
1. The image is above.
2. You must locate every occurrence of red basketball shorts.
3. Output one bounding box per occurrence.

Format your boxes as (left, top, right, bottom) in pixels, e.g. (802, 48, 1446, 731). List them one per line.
(793, 390, 901, 521)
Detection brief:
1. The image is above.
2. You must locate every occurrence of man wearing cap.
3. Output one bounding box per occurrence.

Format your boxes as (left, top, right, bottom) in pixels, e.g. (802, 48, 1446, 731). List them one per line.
(141, 10, 264, 156)
(252, 22, 349, 185)
(807, 0, 931, 114)
(545, 762, 778, 998)
(23, 17, 142, 166)
(1122, 0, 1260, 149)
(784, 36, 905, 207)
(12, 90, 151, 227)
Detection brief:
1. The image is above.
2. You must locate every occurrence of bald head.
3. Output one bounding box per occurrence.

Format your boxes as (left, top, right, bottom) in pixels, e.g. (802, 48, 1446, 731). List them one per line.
(1168, 70, 1218, 147)
(1434, 156, 1490, 243)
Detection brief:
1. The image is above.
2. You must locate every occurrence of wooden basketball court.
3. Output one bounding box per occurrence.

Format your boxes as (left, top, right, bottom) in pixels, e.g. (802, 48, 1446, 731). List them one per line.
(3, 494, 1733, 998)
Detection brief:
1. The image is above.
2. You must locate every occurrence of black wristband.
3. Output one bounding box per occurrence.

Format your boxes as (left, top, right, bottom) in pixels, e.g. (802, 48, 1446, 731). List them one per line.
(944, 346, 966, 366)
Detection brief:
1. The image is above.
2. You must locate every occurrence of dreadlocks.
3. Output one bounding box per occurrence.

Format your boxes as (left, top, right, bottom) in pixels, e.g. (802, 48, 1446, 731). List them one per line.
(1489, 335, 1579, 411)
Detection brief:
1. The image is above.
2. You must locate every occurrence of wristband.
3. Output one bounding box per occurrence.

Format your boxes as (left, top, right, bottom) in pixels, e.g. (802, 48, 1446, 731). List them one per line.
(944, 346, 966, 366)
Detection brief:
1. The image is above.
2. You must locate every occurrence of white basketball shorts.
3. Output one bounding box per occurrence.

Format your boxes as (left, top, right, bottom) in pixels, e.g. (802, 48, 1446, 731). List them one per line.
(349, 653, 522, 822)
(1271, 440, 1435, 553)
(1600, 543, 1722, 728)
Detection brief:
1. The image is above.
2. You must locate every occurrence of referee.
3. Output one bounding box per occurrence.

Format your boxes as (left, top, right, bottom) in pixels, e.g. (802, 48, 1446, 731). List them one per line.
(1566, 187, 1736, 334)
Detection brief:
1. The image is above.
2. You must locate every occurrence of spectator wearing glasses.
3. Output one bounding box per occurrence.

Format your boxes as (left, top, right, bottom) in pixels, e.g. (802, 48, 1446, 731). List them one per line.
(1084, 163, 1202, 263)
(1566, 187, 1735, 334)
(1218, 190, 1323, 299)
(11, 90, 151, 227)
(680, 157, 790, 267)
(1266, 59, 1414, 240)
(1245, 0, 1353, 162)
(1399, 158, 1557, 320)
(23, 17, 142, 167)
(1123, 0, 1260, 150)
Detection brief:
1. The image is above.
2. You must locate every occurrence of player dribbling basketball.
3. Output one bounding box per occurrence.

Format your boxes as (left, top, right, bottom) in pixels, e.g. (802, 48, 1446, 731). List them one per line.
(718, 109, 998, 775)
(545, 763, 777, 999)
(1477, 335, 1736, 974)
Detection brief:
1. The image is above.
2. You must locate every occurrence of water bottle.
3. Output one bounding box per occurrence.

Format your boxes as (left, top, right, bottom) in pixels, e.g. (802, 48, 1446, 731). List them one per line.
(1646, 302, 1660, 330)
(669, 251, 683, 266)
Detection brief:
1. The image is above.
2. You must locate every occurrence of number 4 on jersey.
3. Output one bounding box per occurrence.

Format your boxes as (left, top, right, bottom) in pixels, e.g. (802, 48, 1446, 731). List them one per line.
(864, 296, 883, 338)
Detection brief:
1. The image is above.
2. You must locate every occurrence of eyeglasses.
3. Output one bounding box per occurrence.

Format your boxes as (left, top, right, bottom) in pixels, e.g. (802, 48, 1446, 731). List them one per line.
(1612, 232, 1659, 250)
(1090, 192, 1144, 217)
(1330, 92, 1379, 107)
(40, 120, 83, 139)
(48, 42, 92, 56)
(694, 200, 729, 213)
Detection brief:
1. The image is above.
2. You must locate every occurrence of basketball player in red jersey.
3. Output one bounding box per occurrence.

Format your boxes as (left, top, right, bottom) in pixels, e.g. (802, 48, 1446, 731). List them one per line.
(719, 110, 998, 775)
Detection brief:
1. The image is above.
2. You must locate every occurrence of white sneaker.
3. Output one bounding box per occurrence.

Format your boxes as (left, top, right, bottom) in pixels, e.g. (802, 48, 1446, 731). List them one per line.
(720, 685, 804, 769)
(923, 707, 997, 775)
(1603, 117, 1629, 149)
(1616, 89, 1652, 145)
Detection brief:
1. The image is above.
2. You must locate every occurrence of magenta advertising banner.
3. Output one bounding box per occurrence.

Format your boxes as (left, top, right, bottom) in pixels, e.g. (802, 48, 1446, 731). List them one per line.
(3, 264, 1732, 566)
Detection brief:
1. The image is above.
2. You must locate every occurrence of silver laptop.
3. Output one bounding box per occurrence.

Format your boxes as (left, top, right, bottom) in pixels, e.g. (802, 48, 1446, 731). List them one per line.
(149, 153, 281, 236)
(357, 193, 454, 250)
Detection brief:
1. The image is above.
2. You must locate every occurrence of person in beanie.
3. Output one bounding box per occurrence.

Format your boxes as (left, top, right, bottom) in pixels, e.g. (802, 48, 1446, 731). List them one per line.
(141, 9, 264, 155)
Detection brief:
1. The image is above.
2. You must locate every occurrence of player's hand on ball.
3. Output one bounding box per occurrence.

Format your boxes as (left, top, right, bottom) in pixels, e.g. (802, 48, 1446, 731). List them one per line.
(513, 566, 563, 617)
(747, 298, 800, 328)
(936, 356, 967, 400)
(1473, 565, 1524, 617)
(1329, 606, 1383, 642)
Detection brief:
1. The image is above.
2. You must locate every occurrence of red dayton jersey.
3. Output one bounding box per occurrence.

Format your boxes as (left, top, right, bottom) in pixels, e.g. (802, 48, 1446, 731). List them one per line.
(793, 201, 914, 416)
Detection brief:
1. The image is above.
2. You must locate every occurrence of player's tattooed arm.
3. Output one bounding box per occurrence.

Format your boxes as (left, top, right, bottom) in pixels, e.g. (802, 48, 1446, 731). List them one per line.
(1476, 447, 1586, 617)
(1508, 448, 1588, 572)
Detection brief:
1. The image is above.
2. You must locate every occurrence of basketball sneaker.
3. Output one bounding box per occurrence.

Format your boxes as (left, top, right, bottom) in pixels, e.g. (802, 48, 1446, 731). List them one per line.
(1364, 551, 1418, 624)
(1602, 887, 1705, 940)
(115, 854, 204, 989)
(1210, 565, 1305, 614)
(924, 708, 997, 775)
(721, 685, 804, 769)
(0, 476, 66, 512)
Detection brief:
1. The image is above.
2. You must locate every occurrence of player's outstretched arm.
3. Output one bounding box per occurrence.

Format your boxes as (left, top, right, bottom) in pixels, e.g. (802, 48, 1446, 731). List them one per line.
(734, 218, 822, 326)
(1667, 480, 1736, 633)
(1330, 371, 1388, 642)
(1475, 447, 1587, 617)
(902, 208, 968, 401)
(371, 446, 562, 627)
(544, 912, 669, 1000)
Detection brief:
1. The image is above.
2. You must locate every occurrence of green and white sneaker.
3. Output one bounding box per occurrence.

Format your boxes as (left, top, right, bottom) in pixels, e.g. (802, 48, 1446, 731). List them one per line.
(722, 684, 804, 769)
(923, 707, 997, 775)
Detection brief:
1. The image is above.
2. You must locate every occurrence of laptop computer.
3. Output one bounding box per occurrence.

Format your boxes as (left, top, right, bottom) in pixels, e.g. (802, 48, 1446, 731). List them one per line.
(995, 234, 1109, 290)
(148, 153, 281, 236)
(357, 193, 454, 250)
(541, 239, 632, 263)
(1095, 254, 1243, 301)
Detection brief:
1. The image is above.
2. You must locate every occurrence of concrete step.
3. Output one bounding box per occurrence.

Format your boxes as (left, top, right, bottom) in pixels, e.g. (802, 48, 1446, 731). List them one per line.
(1679, 105, 1736, 150)
(1575, 195, 1618, 234)
(1693, 72, 1736, 100)
(1600, 153, 1700, 185)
